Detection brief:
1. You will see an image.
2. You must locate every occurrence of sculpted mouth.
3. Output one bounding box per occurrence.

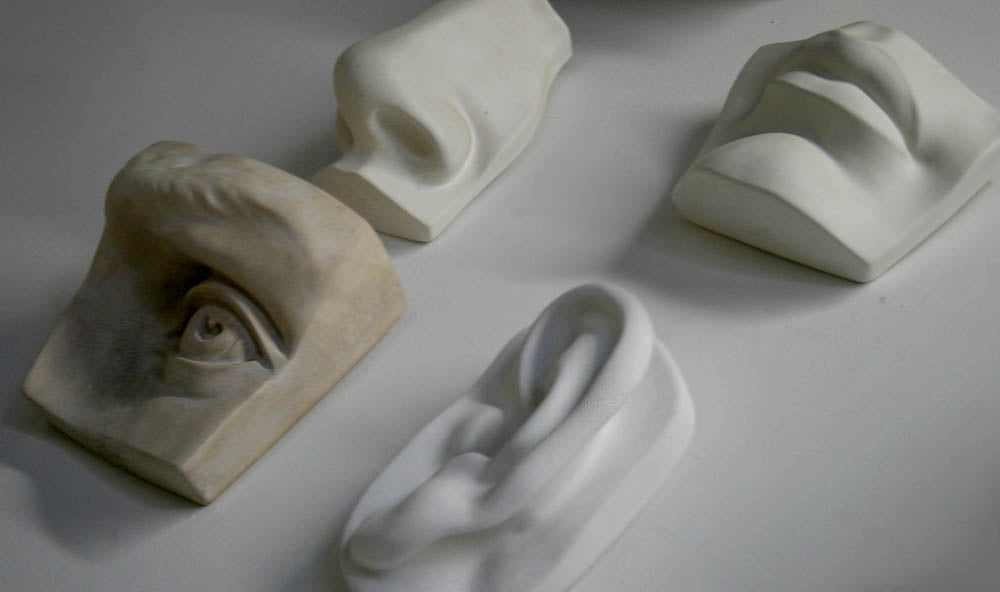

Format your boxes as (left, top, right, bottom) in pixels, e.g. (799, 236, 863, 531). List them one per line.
(674, 21, 1000, 283)
(723, 25, 920, 173)
(763, 70, 910, 156)
(772, 24, 917, 144)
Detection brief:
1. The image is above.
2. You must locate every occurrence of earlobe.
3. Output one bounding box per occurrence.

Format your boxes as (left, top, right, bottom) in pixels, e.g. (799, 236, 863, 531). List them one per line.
(341, 283, 694, 592)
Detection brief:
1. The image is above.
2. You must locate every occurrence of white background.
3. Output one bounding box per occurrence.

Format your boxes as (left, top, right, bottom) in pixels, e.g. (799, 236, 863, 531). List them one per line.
(3, 1, 1000, 590)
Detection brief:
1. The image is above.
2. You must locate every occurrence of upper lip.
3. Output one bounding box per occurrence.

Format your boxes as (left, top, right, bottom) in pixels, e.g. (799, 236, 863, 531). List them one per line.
(771, 27, 917, 144)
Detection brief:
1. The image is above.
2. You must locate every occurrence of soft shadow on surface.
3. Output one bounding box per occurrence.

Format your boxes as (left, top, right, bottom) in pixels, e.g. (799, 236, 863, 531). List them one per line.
(280, 513, 353, 592)
(277, 125, 343, 181)
(0, 311, 195, 560)
(198, 0, 438, 42)
(615, 117, 856, 316)
(379, 233, 425, 259)
(553, 0, 777, 52)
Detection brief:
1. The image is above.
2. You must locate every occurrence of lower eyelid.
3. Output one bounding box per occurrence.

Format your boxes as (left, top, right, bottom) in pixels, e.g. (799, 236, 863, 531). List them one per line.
(162, 354, 273, 399)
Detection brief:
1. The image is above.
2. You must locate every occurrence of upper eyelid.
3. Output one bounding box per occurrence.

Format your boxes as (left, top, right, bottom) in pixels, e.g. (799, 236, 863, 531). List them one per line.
(182, 277, 289, 370)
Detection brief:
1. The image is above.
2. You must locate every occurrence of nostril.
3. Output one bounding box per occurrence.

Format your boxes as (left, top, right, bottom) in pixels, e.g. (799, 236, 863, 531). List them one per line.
(374, 107, 441, 162)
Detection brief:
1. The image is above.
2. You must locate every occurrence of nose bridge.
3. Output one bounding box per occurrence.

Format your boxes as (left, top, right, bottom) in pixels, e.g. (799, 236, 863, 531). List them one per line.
(333, 42, 396, 154)
(838, 20, 897, 43)
(799, 28, 862, 64)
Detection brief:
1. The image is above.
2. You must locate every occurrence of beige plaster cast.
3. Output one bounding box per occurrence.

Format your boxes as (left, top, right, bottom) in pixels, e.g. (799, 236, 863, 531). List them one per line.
(22, 141, 405, 504)
(340, 284, 694, 592)
(673, 21, 1000, 282)
(312, 0, 572, 242)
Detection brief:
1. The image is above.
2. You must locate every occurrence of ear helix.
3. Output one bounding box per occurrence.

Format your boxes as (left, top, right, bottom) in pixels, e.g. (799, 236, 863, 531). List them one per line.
(341, 283, 694, 592)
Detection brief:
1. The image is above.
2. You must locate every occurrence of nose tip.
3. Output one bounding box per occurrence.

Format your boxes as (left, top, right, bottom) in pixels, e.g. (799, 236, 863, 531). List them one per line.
(802, 21, 895, 55)
(803, 27, 858, 56)
(838, 21, 896, 42)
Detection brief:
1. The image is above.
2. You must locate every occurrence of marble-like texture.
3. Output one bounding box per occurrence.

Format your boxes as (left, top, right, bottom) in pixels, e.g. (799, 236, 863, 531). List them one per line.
(22, 141, 405, 504)
(312, 0, 572, 242)
(673, 21, 1000, 282)
(340, 284, 694, 592)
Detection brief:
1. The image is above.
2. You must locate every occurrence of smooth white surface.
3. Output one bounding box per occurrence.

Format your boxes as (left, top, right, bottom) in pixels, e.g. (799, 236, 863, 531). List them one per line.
(672, 21, 1000, 281)
(341, 284, 693, 592)
(3, 1, 1000, 591)
(311, 0, 571, 241)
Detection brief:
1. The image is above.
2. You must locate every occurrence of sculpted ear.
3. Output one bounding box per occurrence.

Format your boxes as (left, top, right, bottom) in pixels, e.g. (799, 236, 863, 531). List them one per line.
(341, 284, 695, 592)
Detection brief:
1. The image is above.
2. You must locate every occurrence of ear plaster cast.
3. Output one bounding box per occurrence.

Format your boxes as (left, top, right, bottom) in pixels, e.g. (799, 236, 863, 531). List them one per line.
(22, 141, 405, 504)
(311, 0, 572, 242)
(340, 284, 694, 592)
(673, 21, 1000, 282)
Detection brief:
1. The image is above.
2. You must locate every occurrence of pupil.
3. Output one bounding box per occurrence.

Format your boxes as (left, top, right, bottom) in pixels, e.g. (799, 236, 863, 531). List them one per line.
(199, 314, 224, 339)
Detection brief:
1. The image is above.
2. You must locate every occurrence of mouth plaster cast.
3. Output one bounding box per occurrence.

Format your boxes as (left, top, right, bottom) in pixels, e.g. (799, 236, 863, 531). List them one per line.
(340, 284, 694, 592)
(672, 21, 1000, 282)
(311, 0, 572, 242)
(22, 141, 405, 504)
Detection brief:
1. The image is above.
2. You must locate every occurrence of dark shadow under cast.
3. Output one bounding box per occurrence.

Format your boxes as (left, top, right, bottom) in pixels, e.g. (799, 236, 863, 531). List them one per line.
(613, 116, 857, 318)
(0, 309, 196, 560)
(552, 0, 778, 53)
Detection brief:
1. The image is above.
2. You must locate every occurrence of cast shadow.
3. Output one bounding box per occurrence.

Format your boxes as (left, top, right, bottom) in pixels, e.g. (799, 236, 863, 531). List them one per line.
(279, 360, 472, 591)
(278, 124, 342, 181)
(279, 511, 353, 592)
(0, 308, 196, 560)
(282, 126, 426, 260)
(198, 0, 438, 45)
(378, 233, 424, 260)
(552, 0, 777, 53)
(280, 85, 425, 260)
(614, 116, 856, 317)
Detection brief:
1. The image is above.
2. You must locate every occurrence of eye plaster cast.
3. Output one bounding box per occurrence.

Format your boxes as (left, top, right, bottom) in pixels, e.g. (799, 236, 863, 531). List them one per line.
(311, 0, 572, 242)
(340, 284, 694, 592)
(672, 21, 1000, 282)
(22, 141, 405, 504)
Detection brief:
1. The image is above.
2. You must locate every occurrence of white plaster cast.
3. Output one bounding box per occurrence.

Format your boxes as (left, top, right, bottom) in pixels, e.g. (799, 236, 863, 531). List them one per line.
(22, 141, 406, 504)
(672, 21, 1000, 282)
(311, 0, 572, 242)
(340, 284, 694, 592)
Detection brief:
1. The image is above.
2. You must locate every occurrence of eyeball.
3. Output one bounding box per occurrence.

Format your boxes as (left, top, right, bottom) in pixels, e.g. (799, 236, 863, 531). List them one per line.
(164, 275, 288, 399)
(178, 304, 260, 364)
(174, 276, 287, 370)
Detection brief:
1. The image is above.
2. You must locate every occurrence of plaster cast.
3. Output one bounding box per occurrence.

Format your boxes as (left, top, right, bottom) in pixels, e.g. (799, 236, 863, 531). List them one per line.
(672, 21, 1000, 282)
(340, 284, 694, 592)
(311, 0, 572, 242)
(22, 141, 405, 504)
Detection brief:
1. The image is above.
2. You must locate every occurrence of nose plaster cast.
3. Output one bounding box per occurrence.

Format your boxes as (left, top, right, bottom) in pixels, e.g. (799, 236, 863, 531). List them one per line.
(22, 141, 406, 504)
(672, 21, 1000, 282)
(340, 284, 694, 592)
(311, 0, 572, 242)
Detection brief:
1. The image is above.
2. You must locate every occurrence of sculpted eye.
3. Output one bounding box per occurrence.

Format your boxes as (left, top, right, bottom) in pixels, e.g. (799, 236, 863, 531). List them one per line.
(163, 275, 289, 399)
(178, 304, 259, 364)
(176, 277, 287, 370)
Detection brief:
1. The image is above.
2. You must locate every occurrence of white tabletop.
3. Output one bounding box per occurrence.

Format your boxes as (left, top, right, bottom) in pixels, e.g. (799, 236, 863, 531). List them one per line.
(3, 1, 1000, 590)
